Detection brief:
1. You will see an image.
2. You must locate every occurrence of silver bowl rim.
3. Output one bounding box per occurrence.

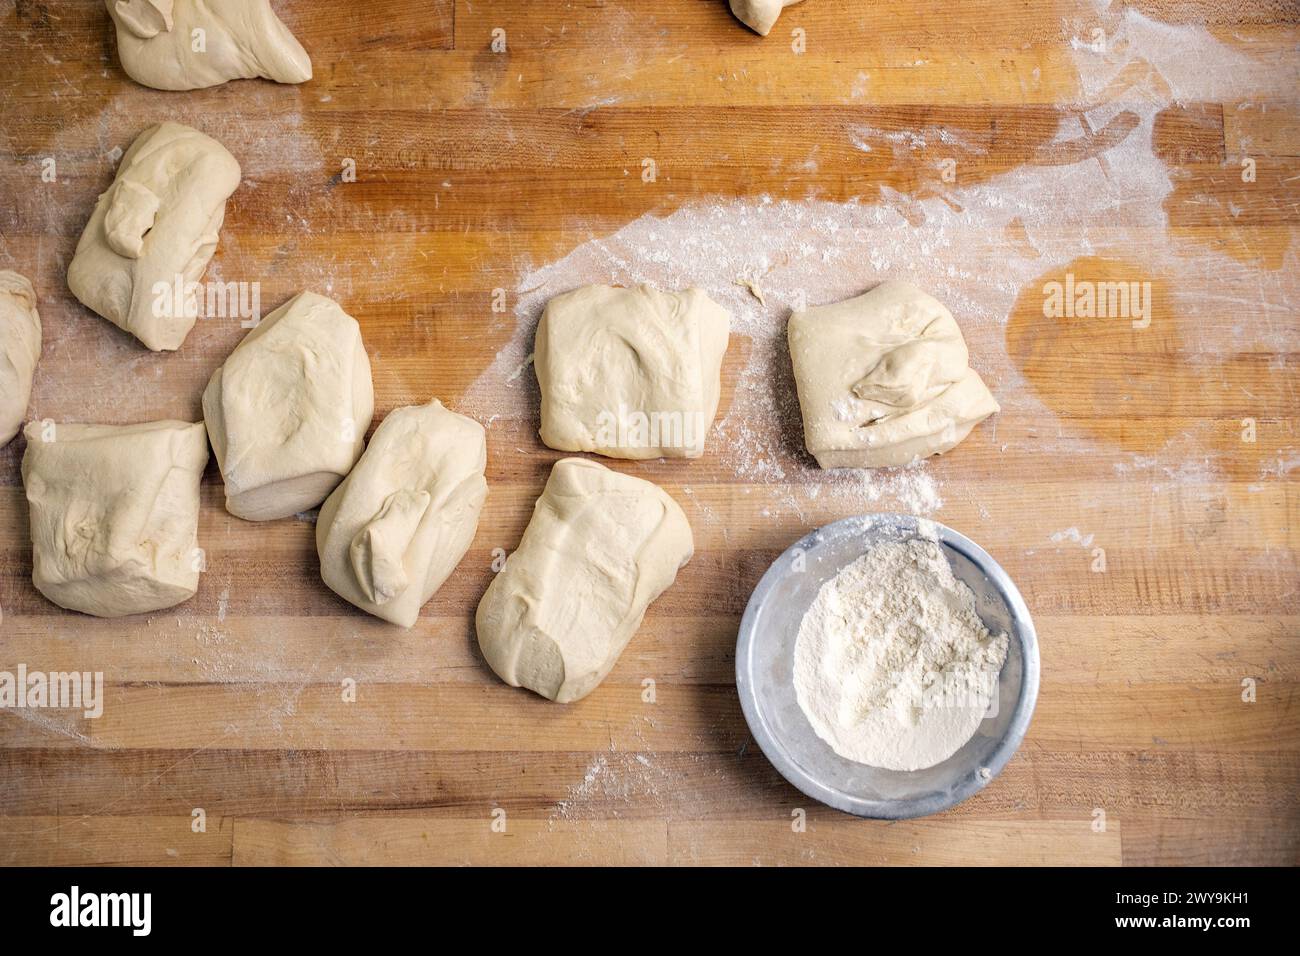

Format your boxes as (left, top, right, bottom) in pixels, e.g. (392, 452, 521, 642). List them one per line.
(735, 513, 1041, 820)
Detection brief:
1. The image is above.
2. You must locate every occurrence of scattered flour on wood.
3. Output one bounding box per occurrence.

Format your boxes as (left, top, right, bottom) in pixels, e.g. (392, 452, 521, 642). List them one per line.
(462, 0, 1297, 529)
(1050, 527, 1096, 548)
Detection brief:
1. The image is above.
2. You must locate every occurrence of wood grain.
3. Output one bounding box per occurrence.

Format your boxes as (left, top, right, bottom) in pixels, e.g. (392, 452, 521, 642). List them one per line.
(0, 0, 1297, 866)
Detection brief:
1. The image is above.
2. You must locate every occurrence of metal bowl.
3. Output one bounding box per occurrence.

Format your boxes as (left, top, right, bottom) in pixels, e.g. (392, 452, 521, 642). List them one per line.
(735, 513, 1040, 819)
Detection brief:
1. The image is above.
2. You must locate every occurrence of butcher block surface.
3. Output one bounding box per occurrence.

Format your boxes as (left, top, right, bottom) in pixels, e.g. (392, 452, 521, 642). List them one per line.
(0, 0, 1297, 866)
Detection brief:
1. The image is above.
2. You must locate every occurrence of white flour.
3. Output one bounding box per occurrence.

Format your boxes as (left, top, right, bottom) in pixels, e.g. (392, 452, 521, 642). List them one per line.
(793, 538, 1008, 771)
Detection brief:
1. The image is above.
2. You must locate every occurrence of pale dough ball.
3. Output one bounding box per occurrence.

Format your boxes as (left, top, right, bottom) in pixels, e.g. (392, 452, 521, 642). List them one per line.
(316, 399, 488, 628)
(476, 458, 694, 703)
(203, 291, 374, 521)
(0, 271, 41, 447)
(22, 420, 209, 618)
(535, 284, 730, 460)
(730, 0, 805, 36)
(107, 0, 312, 91)
(788, 281, 1000, 468)
(67, 122, 241, 352)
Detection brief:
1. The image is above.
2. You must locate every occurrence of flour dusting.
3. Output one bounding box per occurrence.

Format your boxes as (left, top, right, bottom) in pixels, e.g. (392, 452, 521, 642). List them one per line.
(462, 0, 1298, 527)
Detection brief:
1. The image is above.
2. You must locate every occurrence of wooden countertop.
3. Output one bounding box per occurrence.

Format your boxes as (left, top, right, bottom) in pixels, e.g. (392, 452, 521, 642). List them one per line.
(0, 0, 1296, 866)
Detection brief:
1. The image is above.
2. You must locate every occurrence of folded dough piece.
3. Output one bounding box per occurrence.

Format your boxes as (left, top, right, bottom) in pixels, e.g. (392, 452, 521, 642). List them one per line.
(477, 458, 693, 703)
(107, 0, 312, 91)
(789, 281, 1000, 468)
(203, 292, 374, 521)
(316, 399, 488, 627)
(67, 122, 241, 352)
(0, 272, 41, 447)
(730, 0, 805, 36)
(535, 284, 730, 459)
(22, 420, 209, 618)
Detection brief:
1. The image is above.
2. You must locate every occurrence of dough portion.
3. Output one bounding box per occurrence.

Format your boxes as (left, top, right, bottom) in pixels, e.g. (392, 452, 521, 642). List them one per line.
(203, 291, 374, 521)
(67, 122, 241, 352)
(730, 0, 805, 36)
(22, 420, 209, 618)
(0, 271, 41, 447)
(476, 458, 693, 703)
(107, 0, 312, 91)
(789, 281, 1000, 468)
(535, 284, 730, 459)
(316, 399, 488, 628)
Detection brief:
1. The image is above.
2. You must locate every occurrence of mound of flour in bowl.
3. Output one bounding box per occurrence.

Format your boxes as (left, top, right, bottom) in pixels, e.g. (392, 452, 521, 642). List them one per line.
(793, 537, 1009, 772)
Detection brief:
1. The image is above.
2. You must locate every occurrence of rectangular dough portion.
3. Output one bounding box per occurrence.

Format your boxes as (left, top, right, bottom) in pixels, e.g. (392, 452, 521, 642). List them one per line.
(67, 122, 241, 351)
(789, 281, 1000, 469)
(535, 284, 730, 460)
(316, 399, 488, 628)
(22, 420, 209, 617)
(476, 458, 693, 703)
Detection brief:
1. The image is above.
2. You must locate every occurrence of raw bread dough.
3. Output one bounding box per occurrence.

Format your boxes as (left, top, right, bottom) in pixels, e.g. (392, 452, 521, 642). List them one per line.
(730, 0, 805, 36)
(203, 291, 374, 521)
(67, 122, 241, 352)
(476, 458, 694, 703)
(316, 399, 488, 628)
(789, 281, 1000, 468)
(107, 0, 312, 91)
(535, 284, 730, 459)
(22, 420, 209, 618)
(0, 272, 41, 447)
